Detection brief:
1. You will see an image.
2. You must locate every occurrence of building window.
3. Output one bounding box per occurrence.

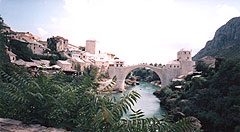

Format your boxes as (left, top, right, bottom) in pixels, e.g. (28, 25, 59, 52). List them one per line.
(184, 52, 186, 54)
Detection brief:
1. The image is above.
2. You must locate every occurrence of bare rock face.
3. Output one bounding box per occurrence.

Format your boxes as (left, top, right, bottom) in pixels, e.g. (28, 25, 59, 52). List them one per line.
(193, 17, 240, 61)
(0, 118, 68, 132)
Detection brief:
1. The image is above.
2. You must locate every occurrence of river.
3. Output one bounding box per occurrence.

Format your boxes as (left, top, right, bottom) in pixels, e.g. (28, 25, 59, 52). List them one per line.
(113, 82, 165, 119)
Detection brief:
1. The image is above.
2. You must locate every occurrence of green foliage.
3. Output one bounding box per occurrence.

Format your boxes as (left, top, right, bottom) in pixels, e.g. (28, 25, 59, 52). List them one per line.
(97, 72, 110, 81)
(0, 16, 11, 70)
(75, 64, 81, 72)
(0, 69, 197, 131)
(195, 62, 213, 77)
(6, 39, 34, 61)
(47, 37, 58, 51)
(49, 58, 57, 66)
(158, 58, 240, 132)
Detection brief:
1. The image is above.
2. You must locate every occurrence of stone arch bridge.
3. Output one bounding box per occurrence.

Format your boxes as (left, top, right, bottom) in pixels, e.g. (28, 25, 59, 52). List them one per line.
(108, 64, 181, 91)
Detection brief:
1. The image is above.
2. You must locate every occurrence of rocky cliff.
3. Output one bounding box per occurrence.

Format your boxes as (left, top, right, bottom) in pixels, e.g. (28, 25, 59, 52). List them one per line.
(193, 17, 240, 60)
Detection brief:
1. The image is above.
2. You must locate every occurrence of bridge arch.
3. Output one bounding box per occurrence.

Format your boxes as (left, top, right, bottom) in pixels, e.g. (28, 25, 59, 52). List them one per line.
(122, 65, 163, 85)
(109, 64, 170, 91)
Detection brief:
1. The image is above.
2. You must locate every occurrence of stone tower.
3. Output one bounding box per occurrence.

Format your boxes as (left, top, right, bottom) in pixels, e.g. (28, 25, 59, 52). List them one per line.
(177, 49, 194, 75)
(86, 40, 99, 55)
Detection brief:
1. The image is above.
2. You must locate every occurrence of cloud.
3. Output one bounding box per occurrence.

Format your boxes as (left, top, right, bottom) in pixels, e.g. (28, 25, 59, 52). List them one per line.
(51, 0, 240, 64)
(50, 17, 57, 23)
(217, 4, 239, 16)
(216, 4, 240, 25)
(37, 27, 48, 39)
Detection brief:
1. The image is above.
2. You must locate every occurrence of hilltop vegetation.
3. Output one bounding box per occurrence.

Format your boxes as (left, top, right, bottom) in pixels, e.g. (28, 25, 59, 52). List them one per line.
(193, 17, 240, 60)
(157, 58, 240, 132)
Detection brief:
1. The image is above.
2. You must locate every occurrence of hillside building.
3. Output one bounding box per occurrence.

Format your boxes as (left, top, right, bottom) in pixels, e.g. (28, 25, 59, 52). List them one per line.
(54, 36, 68, 51)
(166, 49, 194, 75)
(57, 60, 73, 71)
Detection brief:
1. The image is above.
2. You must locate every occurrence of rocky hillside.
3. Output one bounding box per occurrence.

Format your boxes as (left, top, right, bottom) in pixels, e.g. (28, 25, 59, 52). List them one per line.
(193, 17, 240, 60)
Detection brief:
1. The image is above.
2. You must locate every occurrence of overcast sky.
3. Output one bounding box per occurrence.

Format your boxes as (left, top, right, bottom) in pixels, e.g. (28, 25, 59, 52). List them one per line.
(0, 0, 240, 64)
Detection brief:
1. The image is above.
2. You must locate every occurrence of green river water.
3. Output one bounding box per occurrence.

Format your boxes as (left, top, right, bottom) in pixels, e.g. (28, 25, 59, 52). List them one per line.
(113, 82, 165, 119)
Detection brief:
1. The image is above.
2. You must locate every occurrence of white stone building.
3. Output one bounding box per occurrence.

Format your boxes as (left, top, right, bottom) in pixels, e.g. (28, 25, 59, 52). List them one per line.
(1, 21, 11, 33)
(5, 46, 16, 63)
(23, 37, 46, 55)
(38, 40, 48, 49)
(54, 36, 68, 52)
(166, 60, 181, 69)
(67, 43, 80, 51)
(165, 49, 194, 75)
(57, 60, 73, 71)
(114, 58, 125, 67)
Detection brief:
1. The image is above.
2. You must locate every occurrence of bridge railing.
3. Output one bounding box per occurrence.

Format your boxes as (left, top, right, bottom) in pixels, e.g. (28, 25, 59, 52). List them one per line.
(124, 63, 163, 68)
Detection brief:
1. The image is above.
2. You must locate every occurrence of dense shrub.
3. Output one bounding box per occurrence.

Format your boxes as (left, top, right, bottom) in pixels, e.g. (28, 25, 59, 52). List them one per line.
(0, 70, 198, 131)
(158, 58, 240, 132)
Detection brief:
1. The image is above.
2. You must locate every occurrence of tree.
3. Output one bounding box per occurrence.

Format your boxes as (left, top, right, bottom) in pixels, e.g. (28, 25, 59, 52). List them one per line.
(0, 16, 11, 70)
(47, 37, 59, 51)
(158, 58, 240, 132)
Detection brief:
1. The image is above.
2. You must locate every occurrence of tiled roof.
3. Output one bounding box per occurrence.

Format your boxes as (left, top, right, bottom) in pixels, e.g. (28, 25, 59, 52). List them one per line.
(22, 37, 44, 47)
(73, 57, 85, 63)
(57, 60, 71, 65)
(2, 23, 10, 28)
(55, 36, 68, 41)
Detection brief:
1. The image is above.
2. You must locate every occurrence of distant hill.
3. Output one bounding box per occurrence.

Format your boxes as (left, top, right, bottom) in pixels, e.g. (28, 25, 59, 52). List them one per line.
(193, 17, 240, 61)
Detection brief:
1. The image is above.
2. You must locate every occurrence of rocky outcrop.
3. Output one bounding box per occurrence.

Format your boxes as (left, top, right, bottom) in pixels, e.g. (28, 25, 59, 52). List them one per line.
(193, 17, 240, 61)
(0, 118, 68, 132)
(198, 56, 216, 67)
